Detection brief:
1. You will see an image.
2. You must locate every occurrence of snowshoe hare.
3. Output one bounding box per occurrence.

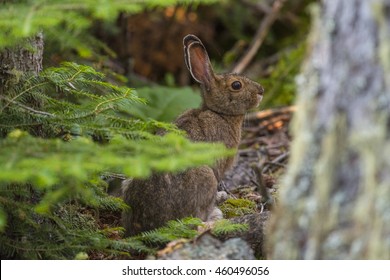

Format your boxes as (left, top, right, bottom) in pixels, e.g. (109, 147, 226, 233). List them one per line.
(122, 34, 264, 236)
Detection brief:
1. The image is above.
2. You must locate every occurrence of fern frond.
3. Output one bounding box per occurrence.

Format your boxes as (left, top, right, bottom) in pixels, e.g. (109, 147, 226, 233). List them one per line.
(211, 219, 249, 237)
(136, 217, 202, 246)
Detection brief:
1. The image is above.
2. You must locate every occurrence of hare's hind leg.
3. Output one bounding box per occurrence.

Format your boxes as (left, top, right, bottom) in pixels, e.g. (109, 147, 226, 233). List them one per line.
(182, 165, 219, 220)
(121, 178, 138, 236)
(206, 190, 227, 222)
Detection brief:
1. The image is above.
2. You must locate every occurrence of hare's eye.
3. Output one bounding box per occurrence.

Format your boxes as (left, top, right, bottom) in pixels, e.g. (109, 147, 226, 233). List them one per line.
(231, 81, 242, 90)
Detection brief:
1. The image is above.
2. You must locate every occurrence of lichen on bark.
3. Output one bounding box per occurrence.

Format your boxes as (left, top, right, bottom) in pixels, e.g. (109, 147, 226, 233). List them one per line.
(0, 32, 43, 90)
(268, 0, 390, 259)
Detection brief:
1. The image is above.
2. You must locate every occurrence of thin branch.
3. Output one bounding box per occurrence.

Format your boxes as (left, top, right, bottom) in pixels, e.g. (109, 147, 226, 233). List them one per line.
(232, 0, 286, 74)
(245, 105, 296, 122)
(241, 0, 272, 14)
(94, 89, 130, 112)
(262, 151, 290, 174)
(0, 81, 50, 113)
(250, 161, 274, 210)
(0, 95, 54, 117)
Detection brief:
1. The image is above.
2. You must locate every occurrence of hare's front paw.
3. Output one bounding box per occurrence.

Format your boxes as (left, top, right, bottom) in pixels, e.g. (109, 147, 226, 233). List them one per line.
(207, 207, 223, 222)
(216, 191, 228, 204)
(197, 207, 223, 233)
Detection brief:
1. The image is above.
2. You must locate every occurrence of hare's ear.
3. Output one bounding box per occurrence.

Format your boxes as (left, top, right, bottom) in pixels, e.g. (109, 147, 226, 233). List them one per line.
(183, 34, 214, 90)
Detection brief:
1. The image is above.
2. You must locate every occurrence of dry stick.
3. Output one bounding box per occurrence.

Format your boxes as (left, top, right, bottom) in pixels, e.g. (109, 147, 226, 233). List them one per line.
(232, 0, 286, 74)
(257, 116, 291, 131)
(267, 142, 289, 150)
(262, 151, 290, 174)
(218, 181, 237, 199)
(240, 137, 267, 146)
(250, 162, 274, 211)
(245, 105, 296, 122)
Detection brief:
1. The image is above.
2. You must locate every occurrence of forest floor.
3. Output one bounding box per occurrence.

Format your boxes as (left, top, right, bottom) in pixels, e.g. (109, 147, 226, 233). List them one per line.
(94, 105, 294, 259)
(221, 106, 294, 209)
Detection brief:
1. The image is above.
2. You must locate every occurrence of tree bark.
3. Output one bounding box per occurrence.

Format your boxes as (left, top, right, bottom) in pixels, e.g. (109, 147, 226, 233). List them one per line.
(268, 0, 390, 259)
(0, 33, 44, 137)
(0, 33, 43, 91)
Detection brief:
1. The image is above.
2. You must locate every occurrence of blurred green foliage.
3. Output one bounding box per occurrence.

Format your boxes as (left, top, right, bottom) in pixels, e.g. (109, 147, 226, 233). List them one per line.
(131, 86, 201, 122)
(0, 0, 219, 55)
(0, 0, 315, 259)
(215, 0, 312, 108)
(261, 43, 306, 107)
(0, 131, 228, 191)
(0, 0, 228, 260)
(0, 61, 229, 259)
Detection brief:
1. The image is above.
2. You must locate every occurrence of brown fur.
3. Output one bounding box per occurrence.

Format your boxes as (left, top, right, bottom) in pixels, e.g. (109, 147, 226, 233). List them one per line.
(122, 35, 264, 236)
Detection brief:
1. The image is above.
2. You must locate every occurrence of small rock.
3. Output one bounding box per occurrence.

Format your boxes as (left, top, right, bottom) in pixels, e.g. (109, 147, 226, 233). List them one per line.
(158, 233, 255, 260)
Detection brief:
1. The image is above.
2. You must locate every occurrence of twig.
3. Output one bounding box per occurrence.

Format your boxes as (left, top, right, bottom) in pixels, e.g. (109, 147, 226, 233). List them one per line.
(246, 105, 296, 122)
(240, 136, 269, 146)
(0, 95, 54, 117)
(241, 0, 272, 14)
(267, 142, 289, 150)
(238, 148, 262, 156)
(263, 161, 286, 168)
(250, 162, 274, 210)
(0, 81, 50, 113)
(218, 181, 237, 199)
(244, 47, 294, 79)
(94, 89, 130, 112)
(232, 0, 286, 74)
(257, 115, 291, 131)
(262, 151, 290, 174)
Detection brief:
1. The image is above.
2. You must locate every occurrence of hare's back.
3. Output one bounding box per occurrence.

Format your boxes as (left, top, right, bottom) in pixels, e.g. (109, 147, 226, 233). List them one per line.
(174, 108, 205, 141)
(175, 108, 242, 146)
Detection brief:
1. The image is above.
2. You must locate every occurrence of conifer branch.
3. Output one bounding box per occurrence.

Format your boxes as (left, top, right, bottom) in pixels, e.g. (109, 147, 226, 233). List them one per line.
(0, 95, 54, 117)
(0, 0, 226, 260)
(0, 81, 50, 112)
(94, 89, 131, 113)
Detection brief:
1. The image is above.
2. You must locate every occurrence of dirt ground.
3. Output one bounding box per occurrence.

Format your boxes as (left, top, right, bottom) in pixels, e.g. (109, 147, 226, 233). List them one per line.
(221, 106, 294, 209)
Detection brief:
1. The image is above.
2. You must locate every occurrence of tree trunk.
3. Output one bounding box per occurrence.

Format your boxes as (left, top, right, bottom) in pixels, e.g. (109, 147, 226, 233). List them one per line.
(268, 0, 390, 259)
(0, 33, 43, 91)
(0, 33, 44, 137)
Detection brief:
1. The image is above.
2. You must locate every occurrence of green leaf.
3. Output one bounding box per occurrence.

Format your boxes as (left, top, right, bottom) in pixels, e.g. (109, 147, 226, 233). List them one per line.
(130, 86, 202, 122)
